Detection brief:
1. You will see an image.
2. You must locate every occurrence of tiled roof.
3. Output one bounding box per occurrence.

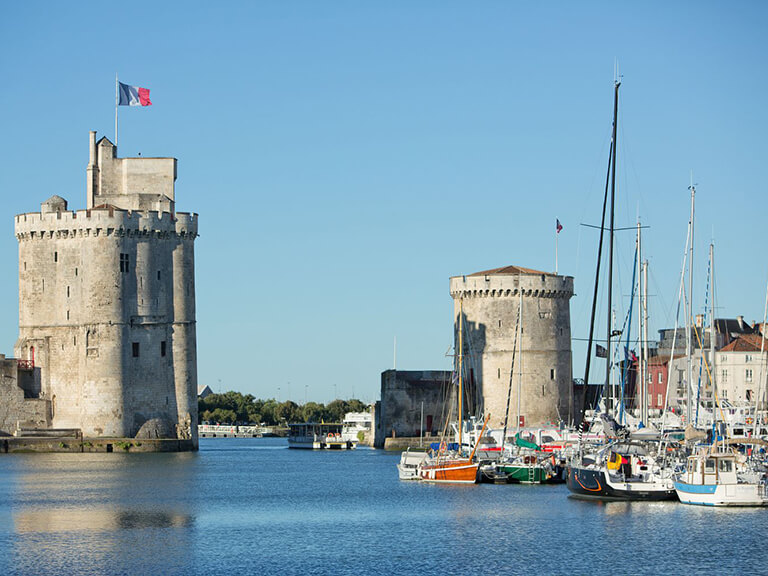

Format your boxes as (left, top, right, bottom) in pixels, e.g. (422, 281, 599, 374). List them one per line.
(469, 265, 550, 277)
(720, 334, 768, 353)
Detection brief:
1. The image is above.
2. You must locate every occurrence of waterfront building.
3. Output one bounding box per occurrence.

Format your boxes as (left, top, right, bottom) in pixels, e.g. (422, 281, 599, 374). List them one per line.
(11, 132, 199, 445)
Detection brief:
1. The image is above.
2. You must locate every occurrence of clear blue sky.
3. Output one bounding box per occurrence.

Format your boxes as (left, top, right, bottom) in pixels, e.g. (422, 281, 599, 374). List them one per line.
(1, 1, 767, 404)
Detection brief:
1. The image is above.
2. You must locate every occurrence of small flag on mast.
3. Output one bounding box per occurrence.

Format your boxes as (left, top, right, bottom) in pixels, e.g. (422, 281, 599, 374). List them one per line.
(118, 82, 152, 107)
(595, 344, 608, 358)
(556, 219, 563, 233)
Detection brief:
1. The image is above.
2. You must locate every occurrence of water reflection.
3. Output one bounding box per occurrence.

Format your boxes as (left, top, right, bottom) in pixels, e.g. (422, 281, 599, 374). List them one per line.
(14, 508, 193, 533)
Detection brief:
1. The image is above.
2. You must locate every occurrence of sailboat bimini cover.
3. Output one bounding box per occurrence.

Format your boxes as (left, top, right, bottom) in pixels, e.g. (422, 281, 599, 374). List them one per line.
(513, 434, 541, 451)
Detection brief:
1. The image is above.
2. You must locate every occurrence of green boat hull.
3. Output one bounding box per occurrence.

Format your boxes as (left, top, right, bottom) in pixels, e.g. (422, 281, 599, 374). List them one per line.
(495, 464, 548, 484)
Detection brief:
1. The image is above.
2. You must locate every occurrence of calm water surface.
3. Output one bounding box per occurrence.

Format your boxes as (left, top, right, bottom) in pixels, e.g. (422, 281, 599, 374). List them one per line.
(1, 438, 766, 575)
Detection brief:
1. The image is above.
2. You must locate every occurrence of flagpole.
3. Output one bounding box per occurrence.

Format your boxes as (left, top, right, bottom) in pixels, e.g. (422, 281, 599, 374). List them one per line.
(115, 74, 119, 148)
(555, 225, 559, 275)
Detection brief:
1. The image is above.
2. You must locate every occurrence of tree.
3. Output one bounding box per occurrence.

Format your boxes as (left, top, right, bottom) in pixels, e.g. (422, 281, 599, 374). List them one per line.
(302, 402, 325, 423)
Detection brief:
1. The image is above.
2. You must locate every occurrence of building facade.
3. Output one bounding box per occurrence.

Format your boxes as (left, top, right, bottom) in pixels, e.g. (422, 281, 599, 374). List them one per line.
(13, 132, 199, 444)
(449, 266, 574, 428)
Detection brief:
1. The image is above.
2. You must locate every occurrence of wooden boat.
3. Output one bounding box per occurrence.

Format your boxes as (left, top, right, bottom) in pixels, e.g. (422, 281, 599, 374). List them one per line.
(414, 299, 491, 484)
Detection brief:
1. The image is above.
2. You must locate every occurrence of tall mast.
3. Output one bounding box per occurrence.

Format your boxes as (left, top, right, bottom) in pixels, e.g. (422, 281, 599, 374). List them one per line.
(686, 182, 695, 424)
(579, 80, 619, 427)
(642, 259, 649, 424)
(458, 298, 463, 451)
(636, 222, 642, 420)
(752, 275, 768, 437)
(710, 243, 717, 431)
(605, 79, 620, 415)
(516, 288, 523, 430)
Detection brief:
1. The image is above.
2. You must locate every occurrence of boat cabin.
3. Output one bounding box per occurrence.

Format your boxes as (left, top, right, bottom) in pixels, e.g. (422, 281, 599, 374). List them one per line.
(287, 422, 355, 450)
(683, 453, 738, 486)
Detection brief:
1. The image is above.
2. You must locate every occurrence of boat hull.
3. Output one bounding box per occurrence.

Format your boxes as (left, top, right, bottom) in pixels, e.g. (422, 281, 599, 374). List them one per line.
(566, 467, 677, 501)
(674, 481, 768, 506)
(419, 460, 479, 484)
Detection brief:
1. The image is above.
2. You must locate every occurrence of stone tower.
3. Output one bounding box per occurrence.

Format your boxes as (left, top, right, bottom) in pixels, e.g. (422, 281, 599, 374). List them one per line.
(14, 132, 199, 446)
(449, 266, 574, 428)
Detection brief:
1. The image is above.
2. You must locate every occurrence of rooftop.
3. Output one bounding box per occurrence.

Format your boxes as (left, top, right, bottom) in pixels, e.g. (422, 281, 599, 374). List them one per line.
(720, 334, 768, 353)
(468, 265, 551, 277)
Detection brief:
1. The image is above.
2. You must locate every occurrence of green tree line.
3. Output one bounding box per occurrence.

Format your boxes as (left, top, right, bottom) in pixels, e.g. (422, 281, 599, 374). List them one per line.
(198, 391, 369, 425)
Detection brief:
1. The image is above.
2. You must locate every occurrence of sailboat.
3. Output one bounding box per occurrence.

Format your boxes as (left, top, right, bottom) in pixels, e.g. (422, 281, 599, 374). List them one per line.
(565, 80, 678, 500)
(673, 245, 768, 506)
(417, 299, 490, 483)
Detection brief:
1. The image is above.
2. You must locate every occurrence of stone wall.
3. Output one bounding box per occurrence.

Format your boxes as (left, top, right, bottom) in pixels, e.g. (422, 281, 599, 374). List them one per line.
(0, 357, 50, 436)
(374, 370, 452, 448)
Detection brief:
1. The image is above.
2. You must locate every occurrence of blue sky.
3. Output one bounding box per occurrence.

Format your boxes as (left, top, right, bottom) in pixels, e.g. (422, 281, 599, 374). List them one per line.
(1, 1, 767, 404)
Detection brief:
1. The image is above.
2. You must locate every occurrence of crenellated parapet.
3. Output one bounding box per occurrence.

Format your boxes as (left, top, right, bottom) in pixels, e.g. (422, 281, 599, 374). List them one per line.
(449, 272, 574, 300)
(15, 208, 198, 242)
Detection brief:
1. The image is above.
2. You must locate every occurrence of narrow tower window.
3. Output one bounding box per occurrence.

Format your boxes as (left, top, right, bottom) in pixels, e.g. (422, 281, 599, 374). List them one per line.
(157, 270, 161, 281)
(161, 341, 167, 357)
(54, 251, 58, 262)
(120, 253, 130, 273)
(132, 342, 140, 357)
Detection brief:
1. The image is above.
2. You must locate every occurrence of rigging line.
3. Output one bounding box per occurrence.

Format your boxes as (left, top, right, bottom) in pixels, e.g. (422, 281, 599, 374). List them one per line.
(751, 274, 768, 438)
(658, 220, 690, 444)
(500, 294, 522, 456)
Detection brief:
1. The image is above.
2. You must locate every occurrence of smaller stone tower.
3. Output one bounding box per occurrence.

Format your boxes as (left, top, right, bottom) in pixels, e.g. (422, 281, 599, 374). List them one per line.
(449, 266, 574, 427)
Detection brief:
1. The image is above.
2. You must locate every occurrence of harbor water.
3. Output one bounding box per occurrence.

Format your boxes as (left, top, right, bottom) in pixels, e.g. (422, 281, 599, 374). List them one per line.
(1, 438, 767, 575)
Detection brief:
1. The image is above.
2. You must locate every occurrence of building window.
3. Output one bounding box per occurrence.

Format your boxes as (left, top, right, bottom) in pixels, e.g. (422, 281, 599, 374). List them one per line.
(747, 389, 753, 402)
(75, 267, 78, 276)
(657, 394, 662, 406)
(722, 369, 728, 383)
(746, 355, 752, 363)
(66, 310, 69, 320)
(658, 372, 662, 384)
(550, 368, 555, 380)
(157, 270, 161, 281)
(67, 286, 70, 298)
(54, 251, 58, 262)
(132, 342, 140, 357)
(497, 368, 500, 379)
(120, 253, 130, 273)
(161, 341, 167, 357)
(746, 369, 753, 382)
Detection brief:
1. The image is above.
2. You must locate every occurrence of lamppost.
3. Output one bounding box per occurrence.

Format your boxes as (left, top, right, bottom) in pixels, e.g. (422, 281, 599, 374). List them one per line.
(304, 384, 308, 405)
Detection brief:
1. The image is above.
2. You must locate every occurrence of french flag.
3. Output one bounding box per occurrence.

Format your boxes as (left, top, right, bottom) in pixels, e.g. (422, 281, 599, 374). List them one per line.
(118, 82, 152, 106)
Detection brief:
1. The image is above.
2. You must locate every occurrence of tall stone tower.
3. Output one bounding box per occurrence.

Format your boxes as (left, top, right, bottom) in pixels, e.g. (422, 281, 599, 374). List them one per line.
(14, 132, 199, 446)
(449, 266, 574, 428)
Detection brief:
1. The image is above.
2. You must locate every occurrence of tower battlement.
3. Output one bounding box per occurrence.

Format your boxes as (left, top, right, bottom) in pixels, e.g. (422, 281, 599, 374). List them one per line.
(15, 207, 198, 240)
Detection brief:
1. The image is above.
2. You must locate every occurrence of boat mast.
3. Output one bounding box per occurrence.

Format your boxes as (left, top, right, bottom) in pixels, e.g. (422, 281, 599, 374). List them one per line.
(710, 243, 717, 432)
(752, 275, 768, 437)
(605, 79, 620, 416)
(458, 298, 464, 452)
(516, 288, 523, 430)
(636, 220, 643, 423)
(578, 80, 619, 428)
(686, 182, 695, 425)
(642, 258, 649, 424)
